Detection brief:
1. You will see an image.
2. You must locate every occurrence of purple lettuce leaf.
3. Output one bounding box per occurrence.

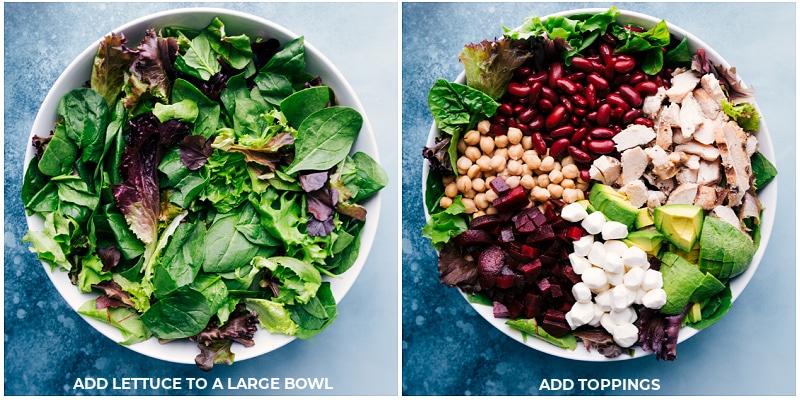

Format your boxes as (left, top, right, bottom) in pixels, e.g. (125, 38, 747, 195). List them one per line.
(123, 29, 178, 111)
(636, 304, 691, 361)
(195, 340, 235, 372)
(92, 280, 136, 309)
(91, 32, 136, 107)
(179, 134, 214, 171)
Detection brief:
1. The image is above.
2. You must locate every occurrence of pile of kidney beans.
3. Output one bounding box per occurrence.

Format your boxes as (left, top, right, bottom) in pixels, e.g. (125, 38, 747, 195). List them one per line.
(488, 32, 675, 182)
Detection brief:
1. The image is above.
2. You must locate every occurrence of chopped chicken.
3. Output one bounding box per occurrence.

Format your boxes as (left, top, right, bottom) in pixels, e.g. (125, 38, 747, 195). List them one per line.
(618, 180, 648, 208)
(646, 190, 667, 209)
(666, 183, 698, 204)
(694, 185, 719, 210)
(665, 69, 702, 103)
(745, 135, 759, 157)
(683, 154, 701, 170)
(710, 205, 744, 232)
(643, 171, 676, 194)
(645, 145, 680, 180)
(665, 102, 682, 128)
(619, 147, 648, 185)
(692, 119, 716, 145)
(613, 124, 656, 152)
(654, 108, 674, 150)
(675, 141, 720, 161)
(738, 190, 762, 226)
(697, 159, 721, 185)
(692, 87, 721, 119)
(678, 92, 704, 139)
(676, 167, 698, 185)
(700, 74, 726, 103)
(643, 87, 667, 119)
(589, 155, 621, 185)
(715, 121, 752, 206)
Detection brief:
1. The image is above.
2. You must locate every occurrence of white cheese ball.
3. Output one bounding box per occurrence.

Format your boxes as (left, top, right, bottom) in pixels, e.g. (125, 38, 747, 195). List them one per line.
(589, 303, 604, 327)
(603, 253, 625, 274)
(569, 253, 592, 275)
(603, 240, 629, 256)
(641, 269, 664, 291)
(600, 312, 617, 334)
(581, 211, 606, 235)
(573, 235, 594, 257)
(570, 301, 596, 326)
(561, 202, 589, 222)
(571, 282, 593, 303)
(582, 267, 609, 292)
(622, 245, 649, 269)
(613, 323, 639, 348)
(601, 221, 628, 240)
(642, 288, 668, 309)
(588, 241, 607, 267)
(623, 267, 645, 290)
(595, 290, 613, 312)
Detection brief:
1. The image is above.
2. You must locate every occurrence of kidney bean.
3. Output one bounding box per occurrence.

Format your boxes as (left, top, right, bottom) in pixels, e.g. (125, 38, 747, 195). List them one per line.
(528, 81, 543, 104)
(560, 96, 574, 114)
(508, 82, 530, 97)
(586, 111, 598, 123)
(599, 43, 613, 65)
(606, 93, 630, 110)
(550, 138, 571, 158)
(550, 125, 575, 138)
(613, 56, 636, 74)
(622, 109, 642, 124)
(556, 78, 579, 94)
(596, 104, 612, 127)
(600, 33, 618, 46)
(498, 103, 513, 117)
(570, 94, 588, 109)
(507, 118, 519, 129)
(618, 84, 643, 107)
(570, 56, 594, 73)
(634, 117, 655, 128)
(586, 72, 609, 91)
(630, 72, 647, 86)
(490, 123, 508, 136)
(566, 71, 586, 83)
(591, 60, 605, 74)
(514, 66, 532, 80)
(612, 73, 631, 88)
(517, 97, 529, 105)
(490, 115, 506, 125)
(571, 127, 588, 145)
(573, 107, 587, 117)
(587, 139, 616, 154)
(541, 86, 559, 104)
(518, 108, 537, 124)
(538, 99, 554, 113)
(611, 106, 626, 120)
(531, 132, 547, 155)
(545, 105, 567, 129)
(518, 124, 530, 135)
(579, 168, 592, 182)
(585, 83, 597, 109)
(568, 146, 592, 163)
(634, 81, 659, 96)
(548, 61, 564, 89)
(590, 127, 615, 139)
(527, 71, 549, 84)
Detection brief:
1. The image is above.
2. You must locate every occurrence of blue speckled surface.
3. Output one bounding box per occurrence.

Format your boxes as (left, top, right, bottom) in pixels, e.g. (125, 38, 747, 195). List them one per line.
(401, 2, 795, 396)
(4, 2, 398, 396)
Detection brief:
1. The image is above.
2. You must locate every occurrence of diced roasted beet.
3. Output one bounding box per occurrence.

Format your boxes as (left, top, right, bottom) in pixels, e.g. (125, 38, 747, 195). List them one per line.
(544, 308, 568, 325)
(523, 293, 544, 318)
(499, 226, 515, 242)
(478, 245, 505, 288)
(453, 229, 494, 247)
(565, 226, 585, 242)
(489, 177, 511, 196)
(520, 259, 542, 282)
(521, 245, 539, 259)
(541, 316, 571, 337)
(507, 300, 524, 319)
(549, 284, 564, 300)
(543, 240, 563, 257)
(495, 275, 516, 289)
(512, 207, 542, 233)
(559, 264, 583, 286)
(469, 214, 504, 232)
(492, 186, 530, 212)
(557, 299, 574, 313)
(539, 255, 557, 268)
(527, 223, 555, 244)
(537, 278, 553, 296)
(493, 301, 510, 318)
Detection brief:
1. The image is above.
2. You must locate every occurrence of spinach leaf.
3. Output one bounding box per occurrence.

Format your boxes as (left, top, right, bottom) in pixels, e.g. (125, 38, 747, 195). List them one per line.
(158, 148, 208, 208)
(261, 36, 305, 76)
(202, 207, 263, 273)
(424, 168, 446, 215)
(175, 31, 221, 81)
(153, 219, 206, 297)
(78, 300, 152, 345)
(327, 219, 364, 275)
(254, 72, 294, 106)
(205, 17, 254, 70)
(285, 106, 363, 175)
(280, 86, 333, 128)
(751, 152, 778, 190)
(140, 286, 213, 339)
(38, 124, 77, 177)
(287, 282, 337, 339)
(57, 87, 109, 163)
(172, 78, 220, 139)
(339, 152, 388, 202)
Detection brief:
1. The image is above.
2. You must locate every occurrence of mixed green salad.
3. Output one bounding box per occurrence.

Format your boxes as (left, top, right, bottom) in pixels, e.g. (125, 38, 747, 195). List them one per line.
(422, 7, 777, 360)
(22, 17, 386, 370)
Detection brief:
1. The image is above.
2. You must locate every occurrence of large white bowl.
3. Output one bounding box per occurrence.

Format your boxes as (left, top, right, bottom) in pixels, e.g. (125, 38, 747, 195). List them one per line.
(422, 8, 777, 361)
(24, 7, 381, 365)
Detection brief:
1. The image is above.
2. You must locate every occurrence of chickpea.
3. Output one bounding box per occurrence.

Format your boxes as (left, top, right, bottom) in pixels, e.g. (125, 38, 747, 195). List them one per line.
(536, 174, 550, 188)
(463, 130, 480, 146)
(548, 183, 564, 199)
(479, 136, 495, 154)
(522, 164, 533, 176)
(444, 182, 458, 198)
(472, 177, 486, 192)
(561, 178, 575, 189)
(577, 181, 590, 191)
(507, 143, 524, 160)
(539, 156, 555, 172)
(456, 175, 473, 193)
(523, 152, 542, 170)
(493, 148, 508, 160)
(506, 159, 524, 176)
(520, 174, 536, 190)
(442, 175, 455, 185)
(439, 196, 453, 209)
(506, 175, 521, 189)
(477, 120, 491, 135)
(485, 206, 498, 215)
(494, 135, 509, 148)
(561, 156, 575, 166)
(507, 127, 523, 145)
(457, 139, 467, 154)
(490, 154, 506, 173)
(464, 146, 481, 162)
(476, 155, 492, 172)
(456, 156, 473, 172)
(521, 135, 533, 150)
(549, 169, 564, 185)
(461, 198, 477, 214)
(562, 164, 579, 180)
(463, 188, 476, 199)
(467, 164, 481, 180)
(562, 188, 579, 204)
(532, 186, 550, 202)
(472, 211, 486, 219)
(484, 188, 499, 202)
(474, 193, 489, 210)
(552, 161, 562, 172)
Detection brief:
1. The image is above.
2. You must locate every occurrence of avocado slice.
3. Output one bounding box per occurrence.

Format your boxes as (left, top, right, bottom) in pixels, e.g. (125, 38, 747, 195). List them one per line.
(659, 252, 705, 315)
(634, 207, 654, 229)
(589, 183, 638, 229)
(621, 229, 664, 256)
(689, 272, 726, 303)
(698, 216, 755, 279)
(577, 199, 596, 214)
(653, 204, 704, 253)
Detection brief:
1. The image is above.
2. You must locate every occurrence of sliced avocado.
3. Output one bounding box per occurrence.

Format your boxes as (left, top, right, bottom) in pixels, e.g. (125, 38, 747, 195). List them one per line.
(668, 241, 701, 264)
(653, 204, 704, 253)
(658, 252, 705, 315)
(635, 207, 654, 229)
(622, 229, 665, 256)
(698, 216, 755, 279)
(577, 199, 596, 214)
(689, 272, 726, 303)
(589, 183, 638, 229)
(688, 302, 703, 323)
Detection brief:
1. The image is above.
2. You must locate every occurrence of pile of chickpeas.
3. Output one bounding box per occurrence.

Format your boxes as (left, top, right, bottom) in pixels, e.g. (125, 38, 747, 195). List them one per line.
(439, 120, 590, 219)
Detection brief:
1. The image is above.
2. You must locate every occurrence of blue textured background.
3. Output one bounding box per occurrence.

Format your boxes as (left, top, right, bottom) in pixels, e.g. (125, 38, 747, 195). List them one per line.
(4, 2, 398, 396)
(401, 2, 796, 396)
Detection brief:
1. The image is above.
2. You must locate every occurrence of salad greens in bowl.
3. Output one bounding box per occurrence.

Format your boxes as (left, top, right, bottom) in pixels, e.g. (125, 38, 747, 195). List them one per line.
(421, 7, 777, 361)
(21, 8, 386, 371)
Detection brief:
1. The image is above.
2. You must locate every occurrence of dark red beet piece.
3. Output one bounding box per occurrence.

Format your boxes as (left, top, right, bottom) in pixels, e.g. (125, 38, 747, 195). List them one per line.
(523, 293, 544, 318)
(512, 207, 541, 233)
(499, 226, 515, 243)
(489, 177, 511, 196)
(495, 275, 516, 289)
(537, 277, 553, 296)
(527, 224, 555, 243)
(520, 259, 542, 281)
(521, 245, 539, 259)
(469, 214, 504, 232)
(453, 229, 494, 247)
(542, 315, 571, 337)
(493, 186, 530, 212)
(478, 245, 505, 288)
(507, 300, 524, 319)
(493, 301, 510, 318)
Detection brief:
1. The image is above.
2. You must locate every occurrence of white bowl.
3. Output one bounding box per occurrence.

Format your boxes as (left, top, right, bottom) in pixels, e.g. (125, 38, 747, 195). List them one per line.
(422, 8, 777, 361)
(24, 7, 381, 365)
